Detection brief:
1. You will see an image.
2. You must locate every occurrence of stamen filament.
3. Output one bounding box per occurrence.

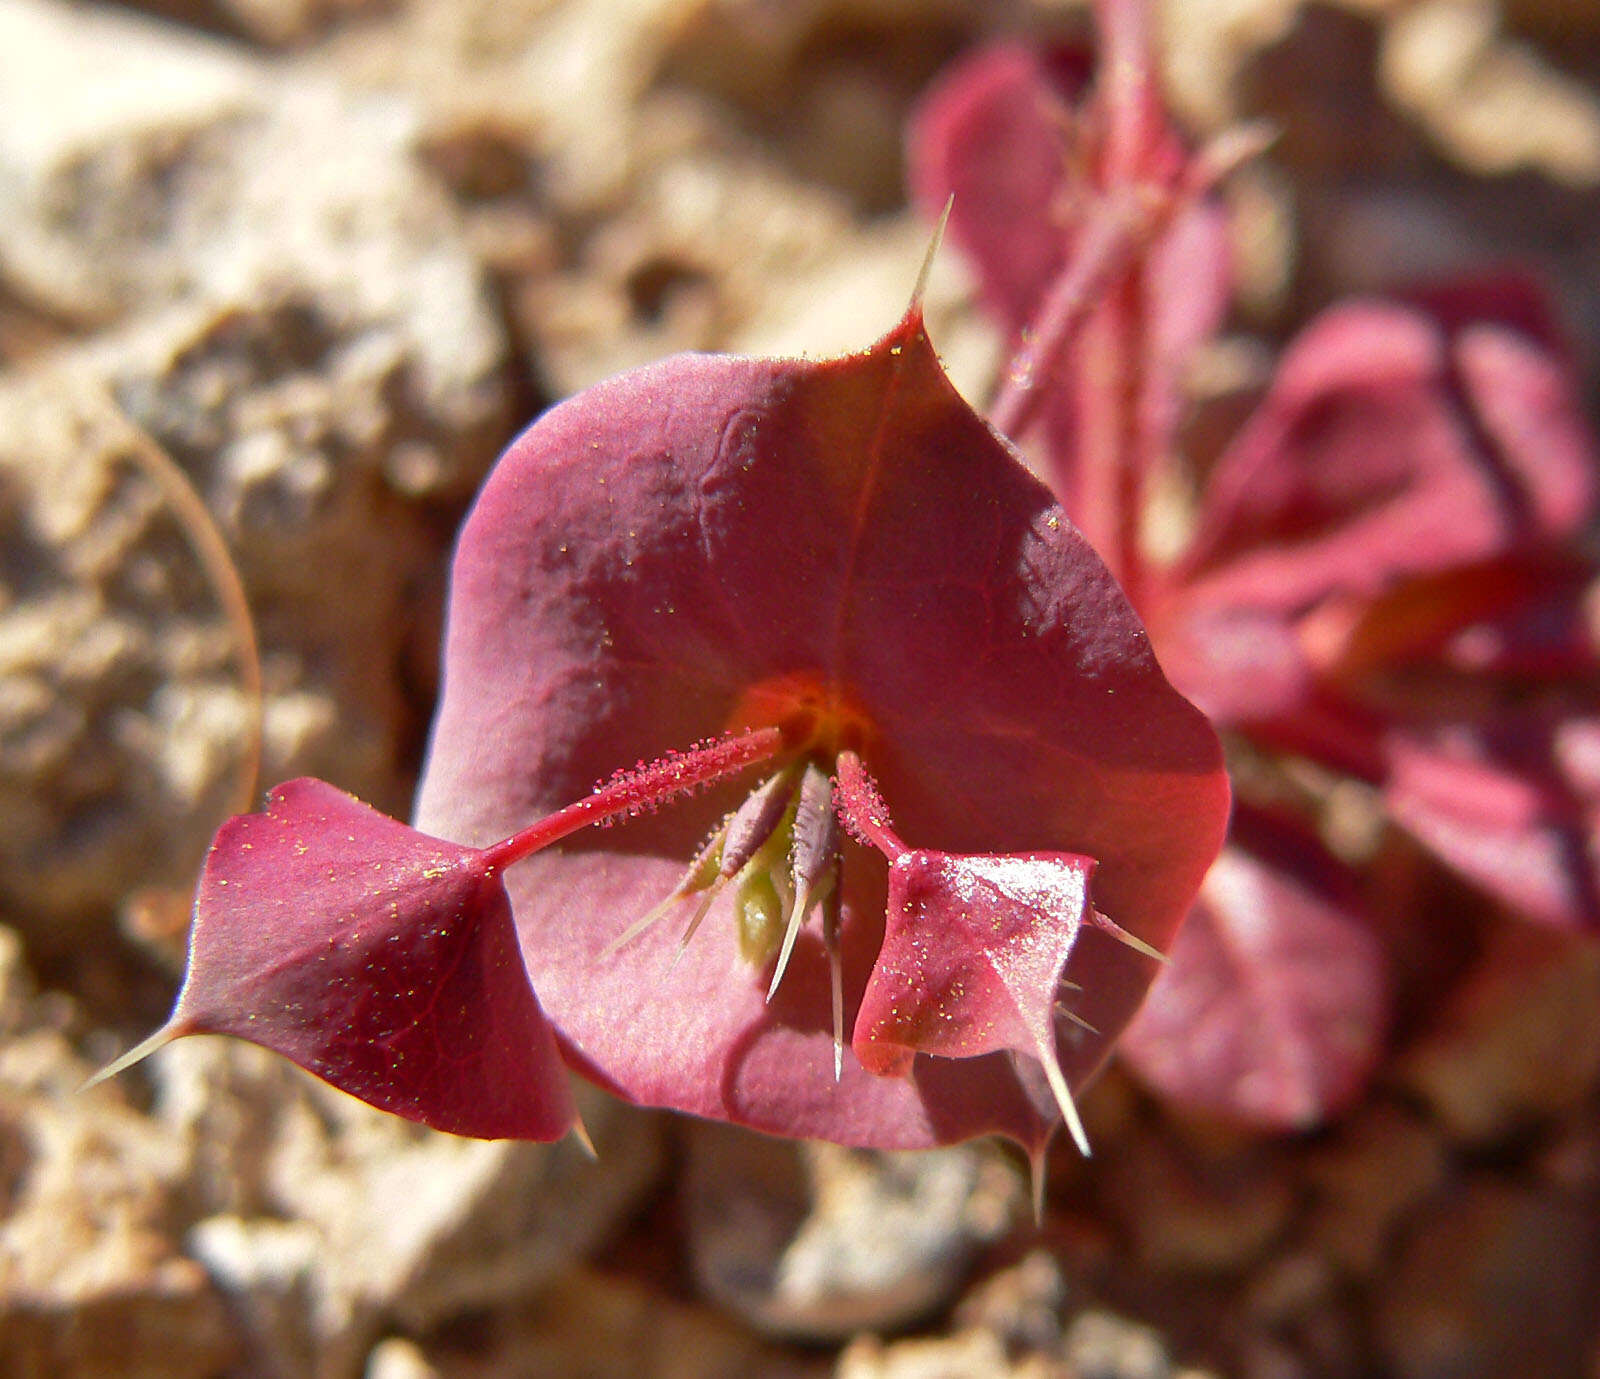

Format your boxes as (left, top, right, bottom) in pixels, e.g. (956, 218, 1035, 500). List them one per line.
(600, 823, 726, 959)
(672, 879, 728, 966)
(823, 887, 844, 1081)
(767, 762, 839, 1003)
(767, 889, 810, 1003)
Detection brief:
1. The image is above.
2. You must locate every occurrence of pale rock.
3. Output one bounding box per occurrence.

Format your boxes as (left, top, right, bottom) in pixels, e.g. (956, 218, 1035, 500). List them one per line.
(951, 1249, 1071, 1355)
(1061, 1310, 1176, 1379)
(154, 1038, 663, 1378)
(363, 1337, 442, 1379)
(1240, 1251, 1361, 1375)
(837, 1329, 1016, 1379)
(335, 0, 1001, 396)
(732, 210, 1004, 411)
(1158, 0, 1600, 191)
(1382, 0, 1600, 185)
(0, 383, 235, 934)
(214, 0, 390, 48)
(0, 0, 511, 947)
(520, 145, 852, 394)
(839, 1311, 1200, 1379)
(1100, 1127, 1294, 1275)
(0, 0, 257, 324)
(471, 1265, 827, 1379)
(1302, 1106, 1447, 1274)
(0, 365, 365, 949)
(658, 0, 977, 210)
(1222, 162, 1298, 322)
(684, 1122, 1022, 1341)
(506, 0, 708, 212)
(112, 0, 388, 47)
(0, 927, 236, 1379)
(1397, 928, 1600, 1146)
(1159, 0, 1303, 130)
(0, 0, 507, 408)
(328, 0, 710, 216)
(187, 1215, 326, 1379)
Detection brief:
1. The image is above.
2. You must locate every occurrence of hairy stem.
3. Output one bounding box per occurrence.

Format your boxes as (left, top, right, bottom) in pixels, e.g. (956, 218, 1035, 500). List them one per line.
(832, 751, 908, 860)
(482, 725, 786, 871)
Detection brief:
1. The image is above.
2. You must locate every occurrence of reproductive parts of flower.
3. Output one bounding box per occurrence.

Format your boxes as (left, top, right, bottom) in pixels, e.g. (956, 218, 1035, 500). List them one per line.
(594, 667, 1153, 1158)
(604, 670, 875, 1076)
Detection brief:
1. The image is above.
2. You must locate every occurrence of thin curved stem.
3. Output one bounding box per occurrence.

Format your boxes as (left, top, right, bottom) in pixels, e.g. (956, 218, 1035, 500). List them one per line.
(832, 751, 908, 861)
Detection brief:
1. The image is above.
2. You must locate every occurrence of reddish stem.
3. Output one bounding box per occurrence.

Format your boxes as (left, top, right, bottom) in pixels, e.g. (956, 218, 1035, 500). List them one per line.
(990, 191, 1149, 444)
(1073, 272, 1147, 589)
(1094, 0, 1162, 187)
(482, 725, 786, 870)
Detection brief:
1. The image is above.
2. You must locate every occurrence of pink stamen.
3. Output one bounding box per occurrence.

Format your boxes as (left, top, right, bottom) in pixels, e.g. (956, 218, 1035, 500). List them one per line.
(832, 751, 908, 860)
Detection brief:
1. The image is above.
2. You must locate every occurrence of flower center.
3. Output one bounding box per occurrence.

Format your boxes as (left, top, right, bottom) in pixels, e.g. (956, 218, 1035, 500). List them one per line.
(724, 670, 876, 762)
(604, 671, 880, 1077)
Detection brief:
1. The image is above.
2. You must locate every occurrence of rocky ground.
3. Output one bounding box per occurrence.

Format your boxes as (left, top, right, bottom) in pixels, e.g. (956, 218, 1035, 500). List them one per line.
(2, 1, 1599, 1376)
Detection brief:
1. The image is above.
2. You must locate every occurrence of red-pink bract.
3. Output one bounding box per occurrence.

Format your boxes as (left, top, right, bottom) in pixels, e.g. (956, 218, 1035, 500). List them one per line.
(416, 306, 1229, 1155)
(166, 778, 576, 1140)
(1116, 813, 1387, 1126)
(1153, 295, 1598, 766)
(1168, 297, 1594, 700)
(1140, 292, 1600, 1117)
(855, 850, 1098, 1079)
(858, 846, 1115, 1158)
(1383, 681, 1600, 933)
(1172, 298, 1600, 924)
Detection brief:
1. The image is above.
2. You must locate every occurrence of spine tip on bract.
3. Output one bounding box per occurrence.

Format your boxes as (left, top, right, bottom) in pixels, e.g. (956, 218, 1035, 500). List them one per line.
(1037, 1033, 1092, 1159)
(1091, 908, 1168, 963)
(79, 1024, 180, 1093)
(909, 193, 954, 310)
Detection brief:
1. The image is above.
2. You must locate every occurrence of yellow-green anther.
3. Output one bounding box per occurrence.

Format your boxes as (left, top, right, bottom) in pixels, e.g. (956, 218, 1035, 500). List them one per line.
(685, 830, 728, 889)
(677, 770, 798, 960)
(736, 869, 785, 965)
(730, 816, 796, 966)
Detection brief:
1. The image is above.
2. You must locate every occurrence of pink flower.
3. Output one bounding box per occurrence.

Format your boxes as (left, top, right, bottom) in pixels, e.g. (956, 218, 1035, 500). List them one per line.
(115, 304, 1229, 1160)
